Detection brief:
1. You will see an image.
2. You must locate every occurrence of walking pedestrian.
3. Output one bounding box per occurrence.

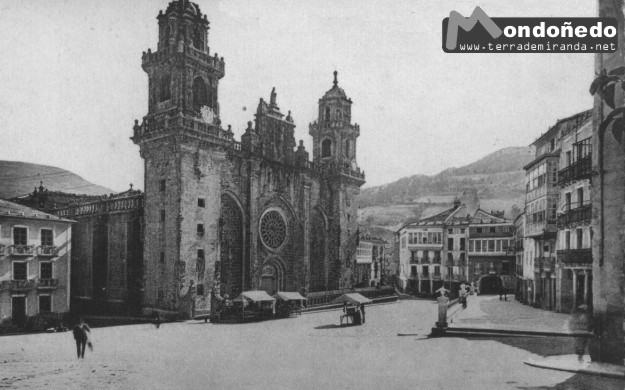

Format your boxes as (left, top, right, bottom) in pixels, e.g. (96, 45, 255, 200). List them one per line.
(153, 312, 161, 329)
(72, 319, 92, 359)
(568, 305, 591, 363)
(360, 303, 366, 324)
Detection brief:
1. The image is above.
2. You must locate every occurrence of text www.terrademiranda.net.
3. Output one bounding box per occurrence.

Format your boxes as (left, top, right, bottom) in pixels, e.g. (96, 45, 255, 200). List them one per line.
(458, 42, 616, 52)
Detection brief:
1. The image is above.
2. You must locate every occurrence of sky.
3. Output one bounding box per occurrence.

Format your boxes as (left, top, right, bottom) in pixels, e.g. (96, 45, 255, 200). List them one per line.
(0, 0, 596, 192)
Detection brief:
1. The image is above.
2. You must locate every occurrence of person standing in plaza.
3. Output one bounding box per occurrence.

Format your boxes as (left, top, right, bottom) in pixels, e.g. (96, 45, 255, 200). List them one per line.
(360, 303, 366, 324)
(72, 319, 92, 359)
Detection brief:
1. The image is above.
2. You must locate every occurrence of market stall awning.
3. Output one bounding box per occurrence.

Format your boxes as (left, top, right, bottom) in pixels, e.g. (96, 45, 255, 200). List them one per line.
(331, 293, 372, 306)
(233, 290, 276, 303)
(273, 291, 307, 301)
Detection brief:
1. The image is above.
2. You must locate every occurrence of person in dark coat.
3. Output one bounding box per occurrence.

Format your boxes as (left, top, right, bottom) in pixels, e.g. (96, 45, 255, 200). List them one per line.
(360, 303, 366, 324)
(72, 319, 91, 359)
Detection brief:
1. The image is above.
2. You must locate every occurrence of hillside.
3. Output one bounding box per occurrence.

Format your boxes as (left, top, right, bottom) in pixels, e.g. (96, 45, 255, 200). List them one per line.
(0, 160, 114, 199)
(357, 146, 533, 229)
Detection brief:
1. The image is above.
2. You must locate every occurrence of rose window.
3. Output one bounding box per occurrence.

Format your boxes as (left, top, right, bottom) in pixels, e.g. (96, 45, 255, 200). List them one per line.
(260, 210, 287, 250)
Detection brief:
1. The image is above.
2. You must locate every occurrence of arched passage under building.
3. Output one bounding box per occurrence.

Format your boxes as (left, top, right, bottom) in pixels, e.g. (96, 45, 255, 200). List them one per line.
(479, 275, 503, 295)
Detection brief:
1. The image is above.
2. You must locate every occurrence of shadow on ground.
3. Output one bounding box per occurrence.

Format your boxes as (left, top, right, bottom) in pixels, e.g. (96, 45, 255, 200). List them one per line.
(459, 335, 575, 357)
(314, 324, 344, 330)
(516, 373, 625, 390)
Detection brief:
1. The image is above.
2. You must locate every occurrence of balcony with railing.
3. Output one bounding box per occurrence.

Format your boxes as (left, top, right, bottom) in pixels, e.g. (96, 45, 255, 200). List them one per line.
(37, 246, 58, 257)
(557, 204, 591, 227)
(37, 278, 59, 290)
(557, 248, 592, 265)
(432, 256, 442, 264)
(8, 245, 35, 257)
(5, 279, 37, 292)
(469, 230, 514, 238)
(558, 155, 592, 186)
(534, 256, 556, 273)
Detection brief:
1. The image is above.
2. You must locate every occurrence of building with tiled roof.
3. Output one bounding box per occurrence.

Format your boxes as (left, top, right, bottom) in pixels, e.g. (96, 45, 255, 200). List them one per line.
(0, 199, 74, 324)
(398, 200, 516, 296)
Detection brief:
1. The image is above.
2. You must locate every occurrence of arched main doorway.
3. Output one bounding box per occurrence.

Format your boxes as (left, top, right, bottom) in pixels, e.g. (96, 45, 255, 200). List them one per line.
(258, 260, 285, 295)
(479, 275, 502, 295)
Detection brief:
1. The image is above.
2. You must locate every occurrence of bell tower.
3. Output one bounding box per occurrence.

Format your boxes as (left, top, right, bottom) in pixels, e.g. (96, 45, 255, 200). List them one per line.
(309, 71, 365, 290)
(309, 71, 359, 171)
(132, 0, 231, 317)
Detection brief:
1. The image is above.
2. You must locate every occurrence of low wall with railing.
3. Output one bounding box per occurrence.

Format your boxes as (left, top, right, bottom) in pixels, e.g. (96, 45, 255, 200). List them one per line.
(305, 286, 396, 307)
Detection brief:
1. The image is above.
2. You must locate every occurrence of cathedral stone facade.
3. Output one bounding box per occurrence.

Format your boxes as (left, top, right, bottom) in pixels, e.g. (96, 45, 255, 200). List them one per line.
(131, 1, 365, 317)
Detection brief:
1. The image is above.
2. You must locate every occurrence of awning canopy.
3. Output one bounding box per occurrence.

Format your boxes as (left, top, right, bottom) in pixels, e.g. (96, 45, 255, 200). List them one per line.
(331, 293, 372, 306)
(233, 290, 276, 303)
(273, 291, 307, 302)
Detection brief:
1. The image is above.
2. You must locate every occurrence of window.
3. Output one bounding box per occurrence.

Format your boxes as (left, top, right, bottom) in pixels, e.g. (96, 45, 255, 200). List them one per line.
(496, 240, 501, 252)
(475, 240, 481, 252)
(40, 262, 53, 279)
(488, 240, 495, 252)
(198, 198, 205, 208)
(321, 139, 332, 158)
(193, 76, 212, 109)
(160, 210, 166, 222)
(197, 284, 205, 296)
(459, 253, 466, 263)
(565, 192, 571, 212)
(550, 139, 555, 151)
(433, 251, 440, 263)
(41, 229, 53, 246)
(13, 227, 27, 246)
(197, 224, 205, 235)
(325, 106, 331, 122)
(447, 253, 453, 265)
(198, 249, 205, 260)
(448, 266, 453, 276)
(345, 140, 350, 157)
(434, 266, 440, 275)
(448, 229, 453, 235)
(577, 187, 584, 207)
(476, 227, 483, 233)
(159, 252, 165, 263)
(410, 251, 417, 262)
(159, 74, 171, 102)
(489, 227, 496, 233)
(469, 240, 474, 252)
(460, 228, 465, 234)
(447, 238, 454, 251)
(39, 295, 52, 313)
(13, 262, 27, 280)
(411, 266, 417, 277)
(577, 229, 583, 249)
(501, 261, 511, 275)
(160, 179, 166, 192)
(422, 266, 429, 277)
(459, 238, 466, 251)
(565, 231, 571, 250)
(566, 150, 572, 166)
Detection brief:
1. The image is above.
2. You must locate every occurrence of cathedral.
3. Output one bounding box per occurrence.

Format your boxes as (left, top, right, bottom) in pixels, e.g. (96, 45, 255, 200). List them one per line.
(129, 0, 365, 316)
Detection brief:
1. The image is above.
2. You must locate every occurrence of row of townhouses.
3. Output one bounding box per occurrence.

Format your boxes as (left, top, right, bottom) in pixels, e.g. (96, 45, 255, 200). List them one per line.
(397, 200, 516, 296)
(516, 109, 593, 314)
(397, 109, 593, 315)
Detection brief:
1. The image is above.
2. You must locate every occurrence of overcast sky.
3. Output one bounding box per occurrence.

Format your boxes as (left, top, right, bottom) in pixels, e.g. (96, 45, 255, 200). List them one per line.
(0, 0, 595, 192)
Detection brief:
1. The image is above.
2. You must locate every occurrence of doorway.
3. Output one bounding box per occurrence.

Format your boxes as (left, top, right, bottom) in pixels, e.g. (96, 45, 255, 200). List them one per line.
(12, 296, 26, 325)
(479, 275, 502, 295)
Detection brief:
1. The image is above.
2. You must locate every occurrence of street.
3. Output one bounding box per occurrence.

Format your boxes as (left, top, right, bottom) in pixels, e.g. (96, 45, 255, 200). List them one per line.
(0, 298, 623, 389)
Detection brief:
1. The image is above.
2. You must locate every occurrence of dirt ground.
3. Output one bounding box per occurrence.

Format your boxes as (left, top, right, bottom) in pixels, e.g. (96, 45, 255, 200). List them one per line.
(0, 299, 620, 389)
